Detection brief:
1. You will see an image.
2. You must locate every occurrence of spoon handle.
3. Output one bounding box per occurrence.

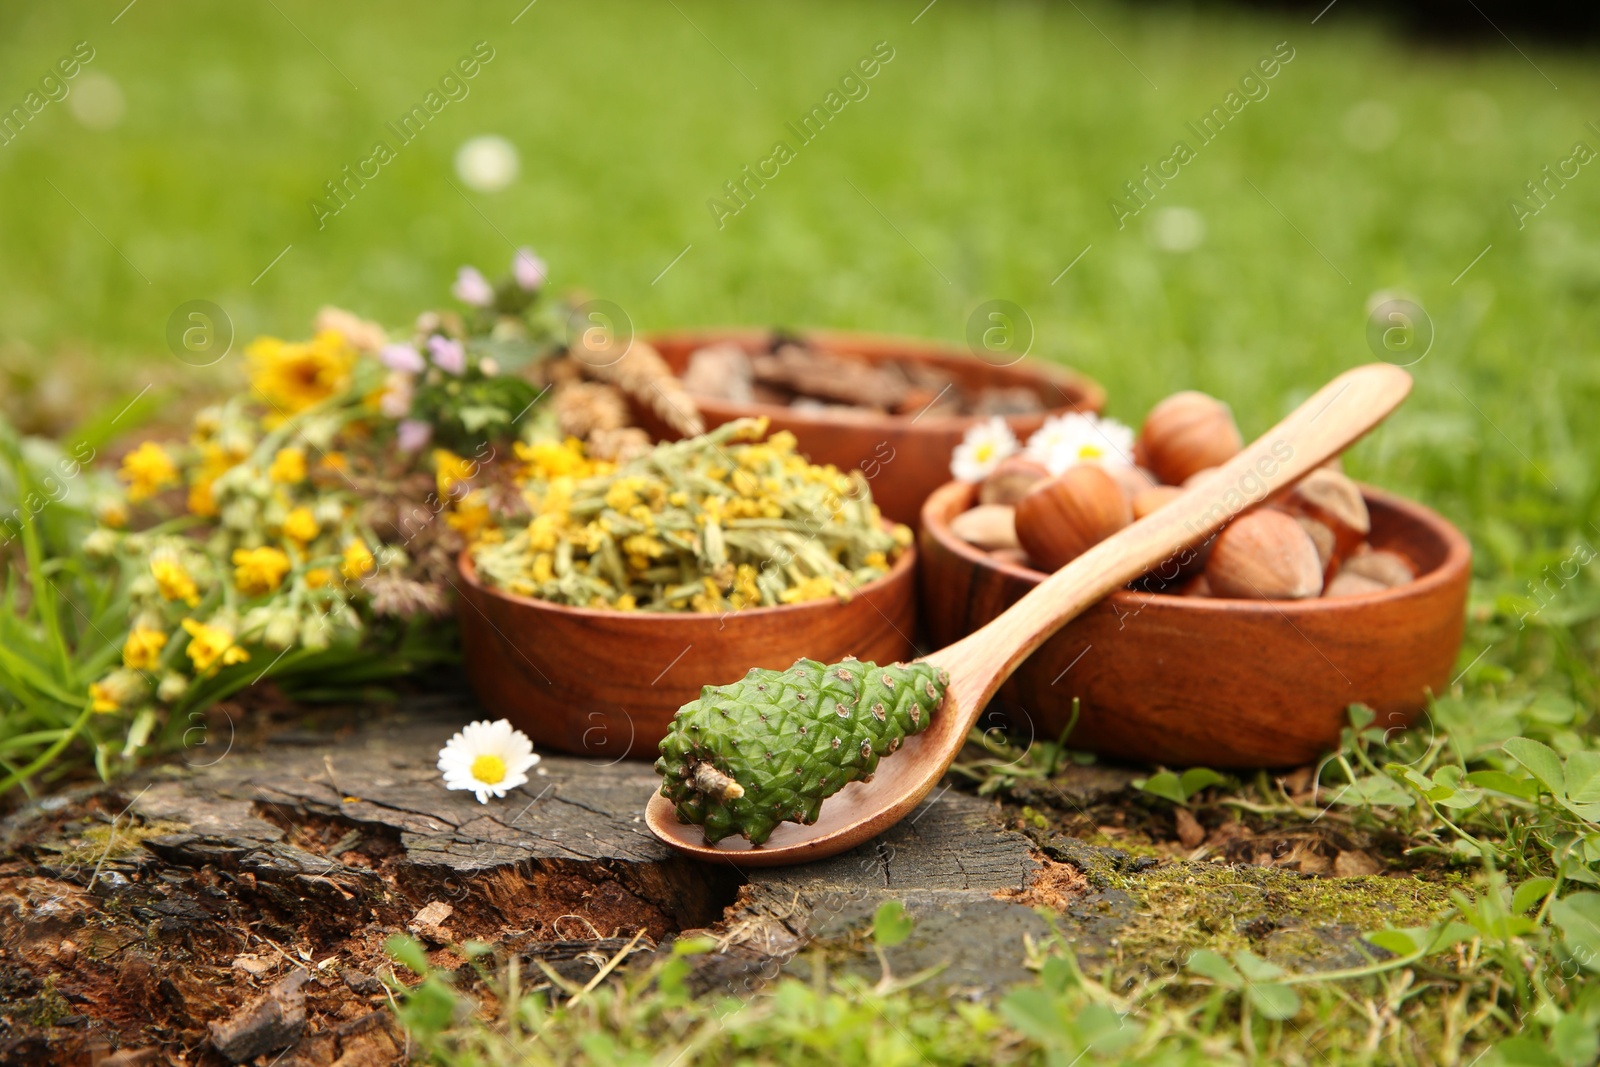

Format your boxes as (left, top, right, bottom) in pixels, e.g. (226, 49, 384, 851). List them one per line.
(930, 363, 1413, 712)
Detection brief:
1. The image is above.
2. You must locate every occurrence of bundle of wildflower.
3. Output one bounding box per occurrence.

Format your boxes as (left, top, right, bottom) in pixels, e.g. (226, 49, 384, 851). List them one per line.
(471, 419, 909, 612)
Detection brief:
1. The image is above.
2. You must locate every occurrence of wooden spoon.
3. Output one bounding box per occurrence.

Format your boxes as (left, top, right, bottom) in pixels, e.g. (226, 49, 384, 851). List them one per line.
(646, 363, 1412, 866)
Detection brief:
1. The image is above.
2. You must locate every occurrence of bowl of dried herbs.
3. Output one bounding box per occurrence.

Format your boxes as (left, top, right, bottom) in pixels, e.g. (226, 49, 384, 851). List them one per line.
(456, 418, 918, 759)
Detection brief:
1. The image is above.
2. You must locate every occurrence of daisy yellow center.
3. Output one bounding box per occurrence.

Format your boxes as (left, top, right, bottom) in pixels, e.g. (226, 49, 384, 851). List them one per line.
(974, 442, 996, 462)
(1078, 444, 1104, 460)
(471, 754, 507, 784)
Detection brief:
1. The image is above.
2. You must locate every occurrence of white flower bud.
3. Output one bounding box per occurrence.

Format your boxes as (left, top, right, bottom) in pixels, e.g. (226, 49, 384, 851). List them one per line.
(83, 529, 119, 558)
(158, 672, 189, 702)
(265, 609, 300, 650)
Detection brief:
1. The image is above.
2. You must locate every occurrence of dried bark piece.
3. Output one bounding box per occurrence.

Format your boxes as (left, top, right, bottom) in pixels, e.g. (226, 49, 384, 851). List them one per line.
(209, 969, 308, 1063)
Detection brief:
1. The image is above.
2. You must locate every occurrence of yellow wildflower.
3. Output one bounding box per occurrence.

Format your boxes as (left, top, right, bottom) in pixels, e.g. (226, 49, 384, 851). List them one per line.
(151, 557, 200, 607)
(89, 681, 120, 713)
(98, 500, 128, 528)
(268, 447, 307, 484)
(305, 567, 332, 589)
(188, 481, 218, 517)
(232, 546, 292, 596)
(282, 506, 319, 544)
(341, 539, 376, 582)
(514, 438, 590, 481)
(615, 594, 638, 611)
(320, 451, 348, 472)
(181, 618, 250, 674)
(122, 626, 168, 671)
(434, 449, 476, 499)
(446, 495, 492, 541)
(864, 551, 889, 570)
(119, 442, 179, 502)
(247, 330, 356, 414)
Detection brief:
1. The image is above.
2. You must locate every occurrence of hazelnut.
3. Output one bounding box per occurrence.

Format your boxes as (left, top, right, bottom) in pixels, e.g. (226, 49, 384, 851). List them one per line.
(1136, 392, 1244, 485)
(1014, 464, 1132, 571)
(1182, 574, 1212, 597)
(1105, 464, 1158, 502)
(1131, 485, 1183, 520)
(1295, 515, 1337, 573)
(1284, 468, 1369, 539)
(1324, 569, 1387, 598)
(1205, 509, 1323, 599)
(979, 457, 1050, 507)
(949, 505, 1019, 552)
(1342, 547, 1414, 588)
(1182, 466, 1219, 490)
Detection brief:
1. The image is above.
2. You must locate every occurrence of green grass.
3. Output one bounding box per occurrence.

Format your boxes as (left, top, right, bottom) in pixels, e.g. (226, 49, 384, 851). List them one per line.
(3, 1, 1600, 1063)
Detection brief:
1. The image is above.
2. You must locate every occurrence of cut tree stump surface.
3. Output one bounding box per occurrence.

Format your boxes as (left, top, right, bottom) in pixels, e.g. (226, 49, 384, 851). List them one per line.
(0, 696, 1063, 1065)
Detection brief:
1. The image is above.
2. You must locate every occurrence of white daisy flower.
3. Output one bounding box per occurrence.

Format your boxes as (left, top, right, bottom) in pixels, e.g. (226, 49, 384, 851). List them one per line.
(437, 719, 542, 803)
(950, 417, 1020, 482)
(1024, 413, 1135, 476)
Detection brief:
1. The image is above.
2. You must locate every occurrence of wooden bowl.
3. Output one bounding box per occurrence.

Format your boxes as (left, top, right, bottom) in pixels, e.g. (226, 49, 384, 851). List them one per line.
(455, 546, 919, 761)
(919, 481, 1471, 768)
(637, 328, 1106, 525)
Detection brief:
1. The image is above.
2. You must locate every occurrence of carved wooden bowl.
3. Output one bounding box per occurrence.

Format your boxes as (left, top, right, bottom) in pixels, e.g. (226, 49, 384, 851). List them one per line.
(636, 328, 1106, 525)
(919, 480, 1471, 768)
(455, 544, 918, 761)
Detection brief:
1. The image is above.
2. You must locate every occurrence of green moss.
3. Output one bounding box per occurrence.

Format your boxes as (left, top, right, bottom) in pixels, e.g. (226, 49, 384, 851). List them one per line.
(1108, 861, 1463, 973)
(52, 819, 187, 869)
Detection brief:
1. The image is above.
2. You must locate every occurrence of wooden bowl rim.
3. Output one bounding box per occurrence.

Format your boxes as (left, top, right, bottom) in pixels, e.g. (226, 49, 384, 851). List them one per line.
(456, 533, 919, 627)
(643, 326, 1107, 432)
(921, 479, 1472, 615)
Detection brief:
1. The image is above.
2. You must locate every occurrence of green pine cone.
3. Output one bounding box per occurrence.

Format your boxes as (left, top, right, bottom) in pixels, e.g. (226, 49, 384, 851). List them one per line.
(654, 657, 949, 845)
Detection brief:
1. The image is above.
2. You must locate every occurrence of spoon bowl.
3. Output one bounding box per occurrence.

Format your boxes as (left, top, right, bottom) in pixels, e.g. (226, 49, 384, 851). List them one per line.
(646, 363, 1415, 866)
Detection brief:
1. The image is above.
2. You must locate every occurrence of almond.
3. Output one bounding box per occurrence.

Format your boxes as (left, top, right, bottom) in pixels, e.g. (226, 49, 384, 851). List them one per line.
(979, 457, 1050, 507)
(949, 504, 1019, 552)
(1014, 464, 1132, 571)
(1205, 509, 1324, 599)
(1136, 392, 1243, 486)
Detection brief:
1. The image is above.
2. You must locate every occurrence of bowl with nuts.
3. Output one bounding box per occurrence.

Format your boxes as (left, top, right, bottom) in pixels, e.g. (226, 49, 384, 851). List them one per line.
(919, 391, 1471, 768)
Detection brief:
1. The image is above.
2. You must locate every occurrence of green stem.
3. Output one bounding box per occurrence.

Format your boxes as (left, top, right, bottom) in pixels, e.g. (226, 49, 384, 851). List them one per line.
(0, 700, 93, 796)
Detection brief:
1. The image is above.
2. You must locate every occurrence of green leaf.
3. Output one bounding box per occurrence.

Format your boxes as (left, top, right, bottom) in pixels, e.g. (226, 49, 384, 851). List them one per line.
(385, 933, 432, 976)
(672, 935, 718, 957)
(1364, 929, 1423, 957)
(1178, 767, 1228, 798)
(1231, 949, 1286, 983)
(1504, 737, 1567, 797)
(1552, 1010, 1600, 1067)
(1138, 771, 1186, 804)
(1512, 877, 1556, 915)
(1466, 770, 1540, 800)
(999, 987, 1062, 1043)
(1247, 982, 1301, 1021)
(1330, 774, 1416, 808)
(1186, 949, 1242, 988)
(1564, 751, 1600, 805)
(872, 899, 913, 949)
(1492, 1035, 1564, 1067)
(1551, 892, 1600, 975)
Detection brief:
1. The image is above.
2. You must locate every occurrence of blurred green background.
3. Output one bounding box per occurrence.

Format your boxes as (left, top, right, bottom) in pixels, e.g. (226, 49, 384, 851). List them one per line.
(1, 0, 1597, 564)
